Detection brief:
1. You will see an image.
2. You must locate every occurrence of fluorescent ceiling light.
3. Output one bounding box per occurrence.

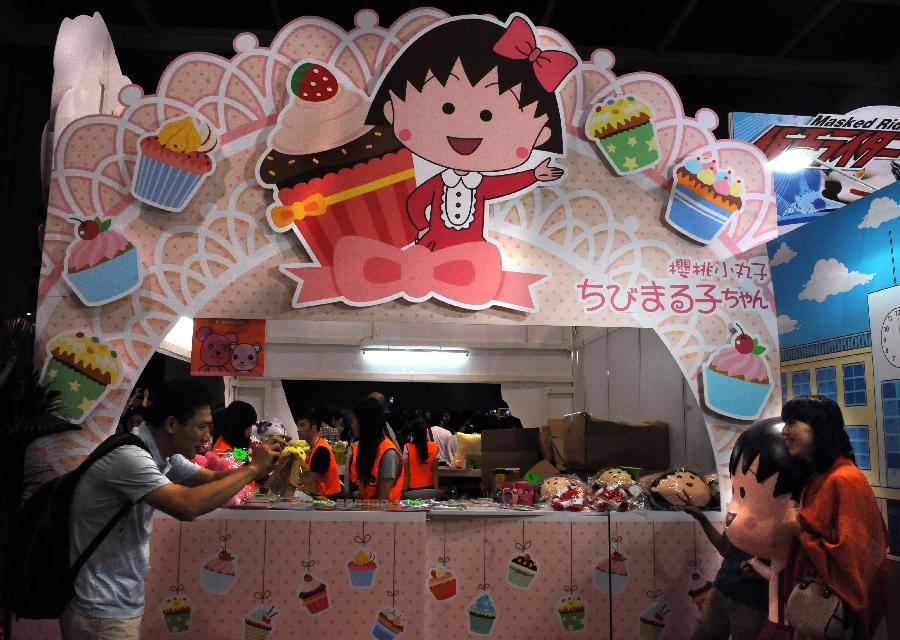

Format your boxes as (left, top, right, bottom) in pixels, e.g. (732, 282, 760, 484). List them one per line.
(361, 345, 469, 370)
(160, 316, 193, 359)
(361, 345, 468, 355)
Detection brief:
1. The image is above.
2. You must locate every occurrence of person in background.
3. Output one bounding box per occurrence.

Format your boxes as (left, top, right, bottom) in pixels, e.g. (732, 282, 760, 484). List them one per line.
(115, 388, 149, 434)
(497, 400, 524, 429)
(210, 400, 257, 454)
(61, 380, 284, 640)
(318, 404, 343, 442)
(780, 396, 888, 639)
(339, 408, 354, 442)
(428, 412, 457, 466)
(353, 396, 404, 501)
(402, 418, 439, 491)
(294, 407, 342, 500)
(368, 391, 400, 447)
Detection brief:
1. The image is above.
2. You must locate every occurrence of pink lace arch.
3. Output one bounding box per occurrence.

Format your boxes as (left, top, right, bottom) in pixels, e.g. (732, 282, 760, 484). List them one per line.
(32, 9, 776, 487)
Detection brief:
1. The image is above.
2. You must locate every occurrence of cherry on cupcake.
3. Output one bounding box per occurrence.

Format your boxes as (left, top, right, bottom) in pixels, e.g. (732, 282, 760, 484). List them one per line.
(78, 219, 100, 240)
(733, 324, 754, 354)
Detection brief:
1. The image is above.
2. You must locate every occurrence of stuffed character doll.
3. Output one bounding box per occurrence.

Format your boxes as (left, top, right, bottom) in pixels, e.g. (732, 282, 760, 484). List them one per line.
(723, 417, 804, 630)
(589, 467, 635, 491)
(649, 468, 712, 510)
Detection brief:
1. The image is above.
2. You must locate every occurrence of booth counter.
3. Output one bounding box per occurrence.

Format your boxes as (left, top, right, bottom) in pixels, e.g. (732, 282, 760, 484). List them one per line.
(14, 508, 721, 640)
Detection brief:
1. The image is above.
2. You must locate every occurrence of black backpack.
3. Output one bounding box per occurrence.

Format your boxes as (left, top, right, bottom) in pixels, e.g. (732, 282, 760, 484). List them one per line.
(7, 432, 149, 619)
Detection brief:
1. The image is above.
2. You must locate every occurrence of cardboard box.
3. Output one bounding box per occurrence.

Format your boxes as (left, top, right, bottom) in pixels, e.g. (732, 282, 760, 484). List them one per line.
(562, 413, 669, 472)
(547, 418, 568, 468)
(481, 428, 540, 452)
(526, 459, 559, 481)
(480, 429, 542, 494)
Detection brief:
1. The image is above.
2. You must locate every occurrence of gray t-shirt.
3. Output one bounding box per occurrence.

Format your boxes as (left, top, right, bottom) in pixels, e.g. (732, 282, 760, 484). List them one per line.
(69, 424, 200, 618)
(379, 449, 399, 479)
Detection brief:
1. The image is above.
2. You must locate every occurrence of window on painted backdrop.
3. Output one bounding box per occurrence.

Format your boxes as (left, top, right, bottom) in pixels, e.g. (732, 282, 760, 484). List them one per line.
(781, 373, 787, 405)
(882, 380, 900, 476)
(846, 426, 871, 470)
(844, 362, 867, 406)
(815, 366, 837, 401)
(792, 370, 811, 397)
(888, 500, 900, 558)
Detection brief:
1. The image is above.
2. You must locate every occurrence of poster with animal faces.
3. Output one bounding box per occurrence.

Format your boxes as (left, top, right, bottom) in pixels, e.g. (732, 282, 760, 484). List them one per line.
(190, 318, 266, 377)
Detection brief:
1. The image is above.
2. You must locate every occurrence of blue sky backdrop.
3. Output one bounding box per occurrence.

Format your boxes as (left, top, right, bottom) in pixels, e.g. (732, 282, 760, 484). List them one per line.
(769, 181, 900, 348)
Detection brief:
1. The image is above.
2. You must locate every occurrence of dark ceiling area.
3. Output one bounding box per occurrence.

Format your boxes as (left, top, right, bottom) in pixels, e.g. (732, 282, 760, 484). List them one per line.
(1, 0, 898, 318)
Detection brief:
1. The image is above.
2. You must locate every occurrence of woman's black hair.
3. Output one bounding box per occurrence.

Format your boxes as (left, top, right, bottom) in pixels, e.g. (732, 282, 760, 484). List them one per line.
(407, 417, 430, 463)
(353, 396, 387, 485)
(366, 16, 566, 154)
(212, 400, 257, 449)
(730, 417, 806, 499)
(782, 395, 855, 473)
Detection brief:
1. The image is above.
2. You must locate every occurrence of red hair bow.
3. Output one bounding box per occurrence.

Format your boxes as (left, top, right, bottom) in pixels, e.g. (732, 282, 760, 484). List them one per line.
(492, 16, 577, 93)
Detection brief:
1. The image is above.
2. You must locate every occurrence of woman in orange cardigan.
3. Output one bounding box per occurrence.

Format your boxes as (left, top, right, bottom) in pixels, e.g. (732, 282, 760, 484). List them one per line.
(402, 418, 439, 492)
(780, 396, 889, 639)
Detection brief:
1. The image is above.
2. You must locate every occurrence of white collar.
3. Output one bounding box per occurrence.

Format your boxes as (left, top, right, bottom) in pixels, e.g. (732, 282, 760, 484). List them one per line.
(441, 169, 483, 189)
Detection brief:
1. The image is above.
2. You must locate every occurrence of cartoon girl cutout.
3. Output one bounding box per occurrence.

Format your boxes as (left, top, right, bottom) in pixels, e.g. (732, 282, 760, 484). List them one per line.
(366, 14, 577, 251)
(723, 418, 804, 625)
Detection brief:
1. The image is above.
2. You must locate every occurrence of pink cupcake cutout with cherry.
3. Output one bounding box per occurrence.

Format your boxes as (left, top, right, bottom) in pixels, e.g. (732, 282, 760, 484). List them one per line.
(63, 217, 141, 306)
(201, 547, 237, 594)
(702, 324, 773, 420)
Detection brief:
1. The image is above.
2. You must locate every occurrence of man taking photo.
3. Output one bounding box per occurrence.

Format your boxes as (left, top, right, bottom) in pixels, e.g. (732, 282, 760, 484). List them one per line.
(61, 379, 284, 640)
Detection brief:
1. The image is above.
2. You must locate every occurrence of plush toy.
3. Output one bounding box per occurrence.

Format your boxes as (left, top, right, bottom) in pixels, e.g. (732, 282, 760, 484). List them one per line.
(724, 417, 805, 624)
(589, 467, 635, 491)
(648, 468, 711, 510)
(200, 452, 254, 506)
(539, 475, 577, 502)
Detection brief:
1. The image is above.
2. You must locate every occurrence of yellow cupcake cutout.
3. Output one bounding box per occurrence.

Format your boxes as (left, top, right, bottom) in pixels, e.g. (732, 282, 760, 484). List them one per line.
(158, 117, 217, 153)
(351, 549, 375, 565)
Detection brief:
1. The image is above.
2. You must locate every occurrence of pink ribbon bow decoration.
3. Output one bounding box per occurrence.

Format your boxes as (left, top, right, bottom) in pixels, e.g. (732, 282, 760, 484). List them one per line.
(492, 16, 578, 92)
(282, 236, 545, 311)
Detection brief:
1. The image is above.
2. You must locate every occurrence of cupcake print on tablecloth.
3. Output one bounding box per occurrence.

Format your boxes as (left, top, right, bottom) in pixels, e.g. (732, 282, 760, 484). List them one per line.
(701, 326, 773, 420)
(468, 593, 497, 635)
(427, 567, 457, 601)
(40, 331, 121, 423)
(507, 553, 538, 589)
(161, 595, 191, 633)
(299, 572, 330, 615)
(586, 95, 659, 175)
(371, 607, 405, 640)
(347, 548, 378, 588)
(63, 217, 141, 306)
(201, 548, 236, 594)
(132, 116, 217, 212)
(243, 605, 278, 640)
(594, 550, 628, 593)
(665, 155, 744, 244)
(638, 602, 670, 640)
(556, 596, 586, 632)
(257, 60, 418, 265)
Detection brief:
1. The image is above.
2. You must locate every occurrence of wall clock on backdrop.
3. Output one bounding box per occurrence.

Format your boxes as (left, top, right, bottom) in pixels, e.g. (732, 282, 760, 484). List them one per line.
(881, 307, 900, 367)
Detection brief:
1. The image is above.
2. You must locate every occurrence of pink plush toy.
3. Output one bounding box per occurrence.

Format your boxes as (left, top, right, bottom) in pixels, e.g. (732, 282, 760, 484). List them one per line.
(193, 451, 254, 506)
